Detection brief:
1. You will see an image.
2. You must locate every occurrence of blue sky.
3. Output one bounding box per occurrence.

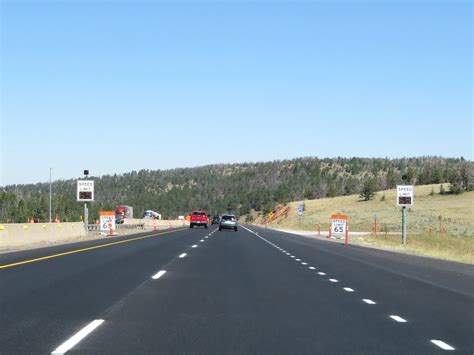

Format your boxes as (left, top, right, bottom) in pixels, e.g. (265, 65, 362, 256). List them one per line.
(1, 0, 472, 185)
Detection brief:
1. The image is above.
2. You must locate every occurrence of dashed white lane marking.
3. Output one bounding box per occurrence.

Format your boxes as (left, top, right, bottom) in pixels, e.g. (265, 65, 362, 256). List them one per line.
(205, 236, 209, 239)
(295, 258, 301, 261)
(430, 340, 455, 351)
(362, 299, 376, 305)
(290, 256, 296, 258)
(178, 253, 187, 258)
(152, 270, 166, 280)
(309, 266, 316, 270)
(389, 315, 407, 323)
(318, 272, 326, 275)
(51, 319, 104, 354)
(200, 239, 204, 242)
(343, 287, 354, 292)
(301, 262, 308, 265)
(191, 245, 198, 248)
(329, 279, 339, 283)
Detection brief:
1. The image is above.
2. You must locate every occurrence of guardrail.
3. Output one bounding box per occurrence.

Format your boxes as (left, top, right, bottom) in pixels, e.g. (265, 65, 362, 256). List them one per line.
(86, 224, 144, 231)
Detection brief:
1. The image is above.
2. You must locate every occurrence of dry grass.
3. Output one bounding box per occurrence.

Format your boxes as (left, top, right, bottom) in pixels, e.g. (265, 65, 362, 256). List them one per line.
(255, 184, 473, 264)
(351, 233, 474, 264)
(268, 184, 473, 236)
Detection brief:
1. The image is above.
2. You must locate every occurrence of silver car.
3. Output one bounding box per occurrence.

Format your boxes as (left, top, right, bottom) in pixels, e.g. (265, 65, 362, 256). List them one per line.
(219, 214, 238, 232)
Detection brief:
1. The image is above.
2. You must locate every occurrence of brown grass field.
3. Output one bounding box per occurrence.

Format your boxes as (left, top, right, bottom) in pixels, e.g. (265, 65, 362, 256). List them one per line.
(252, 184, 473, 264)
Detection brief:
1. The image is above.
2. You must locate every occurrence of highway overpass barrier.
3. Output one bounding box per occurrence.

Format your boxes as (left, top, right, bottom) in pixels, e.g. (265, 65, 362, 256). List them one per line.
(0, 222, 87, 249)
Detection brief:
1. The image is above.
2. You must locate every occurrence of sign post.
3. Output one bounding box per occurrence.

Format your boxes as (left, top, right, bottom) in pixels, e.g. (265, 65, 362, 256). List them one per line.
(331, 214, 348, 244)
(397, 185, 414, 245)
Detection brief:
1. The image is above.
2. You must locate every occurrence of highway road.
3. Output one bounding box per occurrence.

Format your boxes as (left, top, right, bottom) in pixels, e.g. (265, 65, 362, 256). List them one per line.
(0, 225, 472, 354)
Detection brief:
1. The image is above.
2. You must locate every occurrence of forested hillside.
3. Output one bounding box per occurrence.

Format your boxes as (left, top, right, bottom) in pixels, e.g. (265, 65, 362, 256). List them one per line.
(1, 157, 472, 223)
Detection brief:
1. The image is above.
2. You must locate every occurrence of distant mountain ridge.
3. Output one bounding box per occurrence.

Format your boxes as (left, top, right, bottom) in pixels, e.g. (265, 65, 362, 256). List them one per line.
(1, 156, 472, 223)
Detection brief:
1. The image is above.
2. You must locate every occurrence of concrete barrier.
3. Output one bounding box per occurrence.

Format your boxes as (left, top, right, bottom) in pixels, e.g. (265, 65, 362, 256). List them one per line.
(0, 219, 190, 251)
(0, 223, 87, 249)
(124, 219, 189, 229)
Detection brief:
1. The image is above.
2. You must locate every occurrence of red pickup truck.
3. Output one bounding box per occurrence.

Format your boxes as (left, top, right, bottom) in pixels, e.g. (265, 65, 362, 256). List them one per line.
(190, 211, 209, 229)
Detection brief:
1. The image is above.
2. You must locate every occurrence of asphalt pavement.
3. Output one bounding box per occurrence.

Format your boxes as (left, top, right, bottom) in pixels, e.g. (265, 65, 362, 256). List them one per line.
(0, 225, 472, 354)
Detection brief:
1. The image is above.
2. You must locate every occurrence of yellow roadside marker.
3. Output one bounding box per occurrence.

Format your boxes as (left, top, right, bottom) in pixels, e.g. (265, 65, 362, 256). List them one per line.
(0, 228, 186, 269)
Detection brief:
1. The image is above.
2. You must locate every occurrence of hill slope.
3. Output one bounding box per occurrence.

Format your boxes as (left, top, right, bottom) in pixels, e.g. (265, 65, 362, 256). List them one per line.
(1, 157, 472, 223)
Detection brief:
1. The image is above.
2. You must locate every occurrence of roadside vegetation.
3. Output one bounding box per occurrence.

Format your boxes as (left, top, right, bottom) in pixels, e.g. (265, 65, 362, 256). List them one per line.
(1, 156, 472, 223)
(254, 184, 473, 264)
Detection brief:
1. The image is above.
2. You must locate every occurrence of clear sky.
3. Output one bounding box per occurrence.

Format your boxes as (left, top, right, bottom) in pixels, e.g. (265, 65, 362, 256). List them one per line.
(1, 0, 472, 185)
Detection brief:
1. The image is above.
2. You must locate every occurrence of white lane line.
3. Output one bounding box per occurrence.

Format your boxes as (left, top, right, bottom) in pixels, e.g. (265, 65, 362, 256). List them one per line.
(152, 270, 166, 280)
(205, 236, 209, 239)
(191, 245, 198, 248)
(295, 258, 301, 261)
(389, 315, 407, 323)
(285, 252, 290, 255)
(329, 279, 339, 283)
(343, 287, 354, 292)
(200, 239, 204, 242)
(179, 253, 187, 258)
(51, 319, 104, 354)
(301, 262, 308, 265)
(430, 340, 455, 351)
(362, 299, 376, 305)
(318, 272, 326, 275)
(290, 256, 296, 258)
(309, 266, 316, 270)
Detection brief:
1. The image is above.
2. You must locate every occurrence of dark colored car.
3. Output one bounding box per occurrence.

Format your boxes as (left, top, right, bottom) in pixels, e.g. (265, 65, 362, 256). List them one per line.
(115, 212, 125, 225)
(211, 215, 221, 225)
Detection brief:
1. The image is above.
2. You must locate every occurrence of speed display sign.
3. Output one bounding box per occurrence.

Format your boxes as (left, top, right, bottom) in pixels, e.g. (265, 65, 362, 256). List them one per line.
(397, 185, 414, 206)
(77, 180, 94, 202)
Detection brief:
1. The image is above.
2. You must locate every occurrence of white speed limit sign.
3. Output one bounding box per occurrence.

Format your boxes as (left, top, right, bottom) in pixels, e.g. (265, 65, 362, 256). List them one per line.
(99, 211, 115, 232)
(331, 214, 348, 236)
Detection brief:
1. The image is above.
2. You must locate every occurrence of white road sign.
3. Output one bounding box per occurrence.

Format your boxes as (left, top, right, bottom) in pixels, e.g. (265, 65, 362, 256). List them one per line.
(100, 212, 115, 232)
(331, 214, 348, 236)
(331, 218, 347, 235)
(77, 180, 94, 201)
(397, 185, 414, 206)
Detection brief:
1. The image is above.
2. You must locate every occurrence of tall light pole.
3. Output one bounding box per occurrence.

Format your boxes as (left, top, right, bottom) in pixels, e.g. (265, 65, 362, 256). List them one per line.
(49, 168, 52, 223)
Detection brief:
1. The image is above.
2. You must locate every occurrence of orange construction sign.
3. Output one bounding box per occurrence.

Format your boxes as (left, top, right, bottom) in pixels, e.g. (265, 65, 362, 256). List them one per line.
(331, 214, 348, 220)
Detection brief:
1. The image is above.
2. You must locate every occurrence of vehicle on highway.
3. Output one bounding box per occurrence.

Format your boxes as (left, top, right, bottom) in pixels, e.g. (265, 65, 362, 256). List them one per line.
(219, 214, 238, 231)
(211, 215, 221, 225)
(190, 210, 209, 228)
(143, 210, 161, 219)
(115, 212, 125, 225)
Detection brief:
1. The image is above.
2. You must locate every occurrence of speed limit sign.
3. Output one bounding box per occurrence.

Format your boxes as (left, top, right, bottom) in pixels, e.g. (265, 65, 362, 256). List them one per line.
(331, 214, 348, 244)
(99, 211, 115, 233)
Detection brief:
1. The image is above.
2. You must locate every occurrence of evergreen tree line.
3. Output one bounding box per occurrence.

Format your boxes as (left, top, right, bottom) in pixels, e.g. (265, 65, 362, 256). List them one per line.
(1, 156, 472, 223)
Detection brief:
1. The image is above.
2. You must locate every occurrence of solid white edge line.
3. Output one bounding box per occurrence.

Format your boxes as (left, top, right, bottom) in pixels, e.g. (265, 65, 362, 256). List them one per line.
(179, 253, 187, 258)
(389, 315, 407, 323)
(51, 319, 104, 354)
(430, 340, 455, 351)
(343, 287, 354, 292)
(362, 299, 376, 304)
